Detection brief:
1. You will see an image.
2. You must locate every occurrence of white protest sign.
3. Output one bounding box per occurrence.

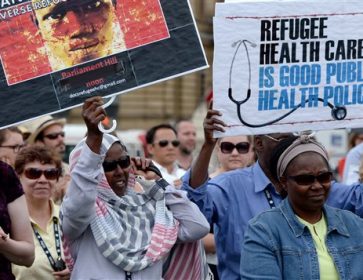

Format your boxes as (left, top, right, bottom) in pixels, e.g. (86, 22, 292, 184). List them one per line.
(214, 1, 363, 136)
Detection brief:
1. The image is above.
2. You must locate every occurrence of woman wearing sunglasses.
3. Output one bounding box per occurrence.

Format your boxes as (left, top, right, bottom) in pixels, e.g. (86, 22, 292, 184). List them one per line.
(204, 134, 255, 280)
(240, 135, 363, 279)
(210, 135, 255, 178)
(12, 146, 70, 280)
(60, 97, 210, 280)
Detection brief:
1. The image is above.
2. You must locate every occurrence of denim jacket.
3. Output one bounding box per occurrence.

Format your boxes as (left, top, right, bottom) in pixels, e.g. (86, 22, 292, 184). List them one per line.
(240, 199, 363, 280)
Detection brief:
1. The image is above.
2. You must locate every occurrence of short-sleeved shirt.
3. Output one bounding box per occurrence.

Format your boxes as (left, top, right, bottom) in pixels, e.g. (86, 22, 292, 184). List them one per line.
(0, 161, 24, 280)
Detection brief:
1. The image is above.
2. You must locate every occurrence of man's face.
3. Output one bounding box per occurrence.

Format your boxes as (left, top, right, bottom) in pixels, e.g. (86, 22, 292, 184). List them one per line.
(37, 124, 66, 156)
(354, 133, 363, 146)
(148, 128, 179, 167)
(255, 133, 292, 164)
(33, 0, 115, 68)
(177, 121, 196, 155)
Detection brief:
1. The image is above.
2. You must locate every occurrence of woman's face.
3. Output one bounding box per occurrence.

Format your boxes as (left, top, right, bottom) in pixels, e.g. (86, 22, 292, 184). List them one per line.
(104, 143, 131, 197)
(0, 131, 24, 167)
(216, 135, 254, 171)
(19, 161, 58, 201)
(281, 152, 331, 217)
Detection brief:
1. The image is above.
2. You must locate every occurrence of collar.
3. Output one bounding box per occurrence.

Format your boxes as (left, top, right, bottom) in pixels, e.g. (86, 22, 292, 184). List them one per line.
(253, 161, 272, 193)
(30, 200, 59, 227)
(279, 199, 350, 238)
(152, 160, 181, 175)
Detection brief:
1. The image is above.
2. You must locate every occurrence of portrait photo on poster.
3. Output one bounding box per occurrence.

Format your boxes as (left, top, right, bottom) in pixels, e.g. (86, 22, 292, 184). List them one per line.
(0, 0, 170, 85)
(0, 0, 208, 129)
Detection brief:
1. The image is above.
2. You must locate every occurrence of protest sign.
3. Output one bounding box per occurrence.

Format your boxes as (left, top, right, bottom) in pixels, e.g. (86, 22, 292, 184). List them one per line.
(0, 0, 208, 128)
(213, 1, 363, 136)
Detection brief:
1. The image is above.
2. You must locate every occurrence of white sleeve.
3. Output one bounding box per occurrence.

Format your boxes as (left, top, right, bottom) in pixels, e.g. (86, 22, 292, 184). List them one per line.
(165, 186, 210, 242)
(60, 144, 105, 241)
(343, 144, 363, 184)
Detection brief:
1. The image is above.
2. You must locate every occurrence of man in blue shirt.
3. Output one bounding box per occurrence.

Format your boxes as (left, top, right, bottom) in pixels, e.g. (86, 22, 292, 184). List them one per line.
(182, 109, 363, 280)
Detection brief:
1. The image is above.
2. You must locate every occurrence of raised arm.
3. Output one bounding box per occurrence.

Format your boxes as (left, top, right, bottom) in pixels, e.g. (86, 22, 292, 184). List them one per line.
(189, 103, 226, 188)
(61, 97, 106, 240)
(164, 186, 210, 241)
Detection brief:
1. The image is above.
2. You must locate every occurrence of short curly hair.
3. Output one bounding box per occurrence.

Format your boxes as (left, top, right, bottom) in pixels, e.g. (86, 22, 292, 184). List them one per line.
(15, 145, 62, 176)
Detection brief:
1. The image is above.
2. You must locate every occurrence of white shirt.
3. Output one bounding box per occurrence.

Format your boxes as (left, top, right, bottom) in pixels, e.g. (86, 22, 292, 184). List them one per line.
(152, 161, 186, 187)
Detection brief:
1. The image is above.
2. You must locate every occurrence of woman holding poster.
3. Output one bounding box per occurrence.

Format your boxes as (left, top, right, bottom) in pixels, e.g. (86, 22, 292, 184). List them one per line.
(60, 97, 210, 279)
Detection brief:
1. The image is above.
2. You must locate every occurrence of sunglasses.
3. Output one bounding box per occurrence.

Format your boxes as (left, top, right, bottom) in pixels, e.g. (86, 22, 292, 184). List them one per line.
(288, 171, 333, 186)
(220, 142, 250, 154)
(155, 140, 180, 148)
(43, 132, 65, 140)
(24, 168, 61, 180)
(103, 155, 131, 172)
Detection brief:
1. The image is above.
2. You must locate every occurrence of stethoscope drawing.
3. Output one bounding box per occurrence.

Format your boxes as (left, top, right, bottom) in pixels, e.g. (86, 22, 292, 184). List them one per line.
(228, 39, 347, 128)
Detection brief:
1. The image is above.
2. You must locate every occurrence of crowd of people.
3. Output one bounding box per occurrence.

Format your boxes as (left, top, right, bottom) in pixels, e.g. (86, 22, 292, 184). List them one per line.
(1, 95, 363, 279)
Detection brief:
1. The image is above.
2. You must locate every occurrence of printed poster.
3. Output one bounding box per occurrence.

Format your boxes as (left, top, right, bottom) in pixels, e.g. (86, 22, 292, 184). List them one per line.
(0, 0, 208, 128)
(213, 1, 363, 136)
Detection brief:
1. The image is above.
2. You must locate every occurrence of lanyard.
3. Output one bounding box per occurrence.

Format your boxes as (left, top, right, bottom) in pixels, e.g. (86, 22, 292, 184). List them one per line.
(125, 271, 133, 280)
(32, 217, 62, 270)
(264, 188, 276, 209)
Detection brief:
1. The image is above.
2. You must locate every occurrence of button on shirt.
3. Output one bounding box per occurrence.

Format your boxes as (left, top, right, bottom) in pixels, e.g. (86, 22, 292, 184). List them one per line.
(297, 215, 339, 280)
(182, 161, 363, 280)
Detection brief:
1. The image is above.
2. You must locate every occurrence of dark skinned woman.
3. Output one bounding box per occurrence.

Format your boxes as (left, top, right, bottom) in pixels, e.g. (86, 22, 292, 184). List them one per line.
(240, 134, 363, 279)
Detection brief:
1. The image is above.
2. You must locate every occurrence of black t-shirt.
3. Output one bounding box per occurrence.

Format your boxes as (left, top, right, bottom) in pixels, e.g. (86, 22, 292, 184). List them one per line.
(0, 161, 24, 280)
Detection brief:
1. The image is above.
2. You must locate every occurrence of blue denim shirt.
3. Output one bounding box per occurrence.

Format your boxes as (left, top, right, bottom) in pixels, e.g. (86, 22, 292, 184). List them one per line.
(182, 161, 363, 280)
(241, 198, 363, 279)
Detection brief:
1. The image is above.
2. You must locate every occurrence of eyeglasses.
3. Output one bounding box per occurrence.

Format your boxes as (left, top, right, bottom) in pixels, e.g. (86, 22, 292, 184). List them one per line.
(288, 171, 333, 186)
(43, 132, 65, 140)
(0, 144, 25, 153)
(103, 155, 131, 172)
(220, 142, 250, 154)
(155, 140, 180, 148)
(24, 168, 61, 180)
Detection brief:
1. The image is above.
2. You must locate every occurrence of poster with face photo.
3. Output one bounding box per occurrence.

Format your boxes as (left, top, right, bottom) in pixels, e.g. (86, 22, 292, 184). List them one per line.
(0, 0, 208, 128)
(0, 0, 170, 85)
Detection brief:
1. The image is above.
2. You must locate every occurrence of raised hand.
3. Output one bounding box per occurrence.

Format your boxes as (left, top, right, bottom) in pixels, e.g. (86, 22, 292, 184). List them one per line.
(82, 96, 107, 153)
(203, 101, 226, 146)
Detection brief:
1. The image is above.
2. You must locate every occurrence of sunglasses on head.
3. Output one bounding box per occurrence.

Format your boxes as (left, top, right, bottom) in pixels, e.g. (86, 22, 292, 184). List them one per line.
(24, 168, 60, 180)
(220, 142, 250, 154)
(287, 171, 333, 185)
(102, 155, 131, 172)
(156, 140, 180, 148)
(43, 132, 65, 140)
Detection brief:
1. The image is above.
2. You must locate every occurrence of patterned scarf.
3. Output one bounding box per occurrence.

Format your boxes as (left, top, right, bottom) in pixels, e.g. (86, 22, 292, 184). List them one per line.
(61, 134, 179, 272)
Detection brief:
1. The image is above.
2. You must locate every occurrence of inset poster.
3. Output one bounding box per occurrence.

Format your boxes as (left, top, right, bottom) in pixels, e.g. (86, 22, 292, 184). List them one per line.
(0, 0, 208, 128)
